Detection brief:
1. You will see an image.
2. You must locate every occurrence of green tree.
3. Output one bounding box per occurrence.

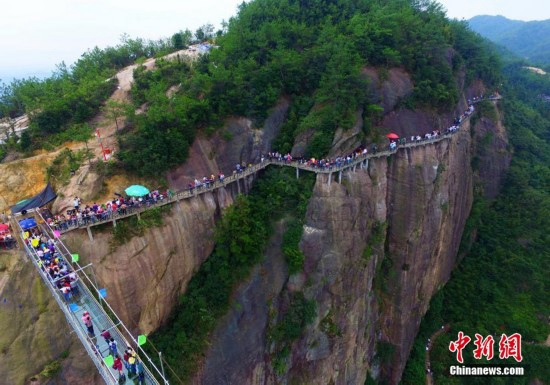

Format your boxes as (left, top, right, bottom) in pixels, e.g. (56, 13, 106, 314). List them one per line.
(101, 99, 131, 132)
(195, 24, 215, 42)
(172, 33, 183, 49)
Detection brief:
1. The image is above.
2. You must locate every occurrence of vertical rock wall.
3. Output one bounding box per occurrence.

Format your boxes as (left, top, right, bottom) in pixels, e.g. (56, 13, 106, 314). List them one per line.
(186, 125, 476, 385)
(62, 180, 257, 335)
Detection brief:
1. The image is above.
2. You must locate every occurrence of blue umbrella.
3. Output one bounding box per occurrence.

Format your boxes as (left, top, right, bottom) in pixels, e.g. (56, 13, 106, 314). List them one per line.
(19, 218, 37, 230)
(125, 185, 150, 197)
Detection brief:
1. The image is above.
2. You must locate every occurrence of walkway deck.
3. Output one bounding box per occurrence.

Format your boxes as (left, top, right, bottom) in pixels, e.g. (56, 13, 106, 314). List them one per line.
(14, 213, 169, 385)
(56, 97, 504, 235)
(58, 130, 458, 236)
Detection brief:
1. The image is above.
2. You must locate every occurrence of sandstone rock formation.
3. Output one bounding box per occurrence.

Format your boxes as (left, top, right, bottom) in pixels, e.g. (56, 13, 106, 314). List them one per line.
(187, 121, 475, 385)
(186, 103, 510, 385)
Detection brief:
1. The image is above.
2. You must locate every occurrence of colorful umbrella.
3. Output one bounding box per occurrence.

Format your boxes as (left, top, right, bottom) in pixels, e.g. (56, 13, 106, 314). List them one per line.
(125, 185, 150, 197)
(386, 133, 400, 139)
(19, 218, 37, 230)
(0, 223, 8, 231)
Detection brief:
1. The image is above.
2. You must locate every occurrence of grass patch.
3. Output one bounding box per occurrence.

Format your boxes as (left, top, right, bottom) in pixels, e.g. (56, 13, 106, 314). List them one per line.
(39, 360, 61, 379)
(282, 219, 306, 275)
(109, 206, 171, 250)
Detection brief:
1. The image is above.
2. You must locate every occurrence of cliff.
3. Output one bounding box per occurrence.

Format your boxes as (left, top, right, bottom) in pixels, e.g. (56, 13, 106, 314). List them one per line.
(188, 119, 481, 385)
(0, 96, 287, 383)
(0, 250, 100, 385)
(58, 98, 289, 334)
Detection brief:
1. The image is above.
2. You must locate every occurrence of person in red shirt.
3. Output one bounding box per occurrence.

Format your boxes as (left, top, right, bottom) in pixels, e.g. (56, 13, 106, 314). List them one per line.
(112, 355, 124, 379)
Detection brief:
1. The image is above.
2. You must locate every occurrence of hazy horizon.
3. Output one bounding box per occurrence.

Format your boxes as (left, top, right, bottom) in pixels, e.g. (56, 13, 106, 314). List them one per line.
(1, 0, 549, 83)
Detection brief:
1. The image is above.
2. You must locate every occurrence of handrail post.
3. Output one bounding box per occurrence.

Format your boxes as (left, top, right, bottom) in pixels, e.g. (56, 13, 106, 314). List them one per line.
(159, 351, 167, 385)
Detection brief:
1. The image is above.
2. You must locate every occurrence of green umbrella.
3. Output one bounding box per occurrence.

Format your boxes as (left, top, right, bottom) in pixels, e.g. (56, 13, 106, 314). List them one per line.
(138, 334, 147, 346)
(125, 185, 150, 197)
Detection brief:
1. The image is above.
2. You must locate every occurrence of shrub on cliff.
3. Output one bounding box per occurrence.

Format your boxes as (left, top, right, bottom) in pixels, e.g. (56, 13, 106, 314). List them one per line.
(146, 168, 315, 381)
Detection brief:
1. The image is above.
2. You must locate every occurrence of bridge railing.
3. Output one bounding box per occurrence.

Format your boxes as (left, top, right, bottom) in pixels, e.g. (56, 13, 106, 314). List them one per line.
(14, 217, 119, 385)
(16, 212, 171, 385)
(37, 210, 172, 384)
(54, 96, 497, 233)
(54, 133, 455, 232)
(56, 161, 271, 232)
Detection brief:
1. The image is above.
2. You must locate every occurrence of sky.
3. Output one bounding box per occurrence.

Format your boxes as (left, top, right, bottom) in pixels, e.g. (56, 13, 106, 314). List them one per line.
(1, 0, 549, 82)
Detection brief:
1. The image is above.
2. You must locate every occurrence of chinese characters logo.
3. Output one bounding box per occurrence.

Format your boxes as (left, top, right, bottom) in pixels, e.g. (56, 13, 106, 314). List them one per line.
(449, 332, 522, 363)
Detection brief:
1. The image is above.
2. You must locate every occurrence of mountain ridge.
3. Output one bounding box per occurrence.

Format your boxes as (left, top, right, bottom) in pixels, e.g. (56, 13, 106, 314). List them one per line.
(469, 15, 550, 65)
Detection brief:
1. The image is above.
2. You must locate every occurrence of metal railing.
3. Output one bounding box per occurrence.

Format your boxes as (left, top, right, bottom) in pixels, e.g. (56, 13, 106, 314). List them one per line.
(15, 218, 119, 385)
(15, 212, 171, 385)
(55, 129, 459, 233)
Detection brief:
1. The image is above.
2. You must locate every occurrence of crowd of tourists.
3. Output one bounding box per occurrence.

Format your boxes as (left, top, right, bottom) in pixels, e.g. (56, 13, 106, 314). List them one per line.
(263, 103, 475, 172)
(21, 221, 146, 383)
(47, 190, 169, 231)
(22, 226, 79, 302)
(99, 326, 145, 383)
(265, 147, 369, 172)
(47, 100, 479, 231)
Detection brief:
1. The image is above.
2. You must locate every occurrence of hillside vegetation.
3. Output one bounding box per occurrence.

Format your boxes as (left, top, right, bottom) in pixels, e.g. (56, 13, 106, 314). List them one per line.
(118, 0, 500, 176)
(1, 1, 501, 175)
(469, 15, 550, 66)
(0, 33, 197, 158)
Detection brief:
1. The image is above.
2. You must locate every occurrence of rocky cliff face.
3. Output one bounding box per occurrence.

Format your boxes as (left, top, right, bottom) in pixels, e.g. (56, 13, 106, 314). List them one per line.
(58, 98, 289, 335)
(470, 105, 511, 199)
(188, 123, 476, 385)
(0, 98, 287, 383)
(63, 187, 238, 334)
(1, 73, 511, 384)
(186, 100, 510, 385)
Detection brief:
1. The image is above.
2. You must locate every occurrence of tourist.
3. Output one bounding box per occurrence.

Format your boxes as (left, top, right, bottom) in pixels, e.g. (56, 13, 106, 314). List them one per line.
(100, 329, 111, 344)
(109, 337, 118, 357)
(82, 311, 95, 337)
(60, 285, 71, 302)
(112, 355, 124, 380)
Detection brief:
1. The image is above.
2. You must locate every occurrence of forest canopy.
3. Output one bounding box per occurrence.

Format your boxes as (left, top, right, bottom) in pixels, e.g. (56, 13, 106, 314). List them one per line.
(118, 0, 502, 174)
(2, 0, 501, 174)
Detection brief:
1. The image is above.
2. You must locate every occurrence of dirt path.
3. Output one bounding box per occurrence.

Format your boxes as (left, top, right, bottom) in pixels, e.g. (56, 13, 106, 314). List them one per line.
(0, 46, 202, 213)
(88, 47, 198, 159)
(425, 324, 450, 385)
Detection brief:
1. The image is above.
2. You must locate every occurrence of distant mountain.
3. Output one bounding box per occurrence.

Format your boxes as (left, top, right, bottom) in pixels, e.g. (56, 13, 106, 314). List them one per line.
(469, 15, 550, 65)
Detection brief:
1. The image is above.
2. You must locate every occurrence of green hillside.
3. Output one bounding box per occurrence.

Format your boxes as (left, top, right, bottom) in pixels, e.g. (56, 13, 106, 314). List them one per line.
(469, 15, 550, 65)
(117, 0, 500, 176)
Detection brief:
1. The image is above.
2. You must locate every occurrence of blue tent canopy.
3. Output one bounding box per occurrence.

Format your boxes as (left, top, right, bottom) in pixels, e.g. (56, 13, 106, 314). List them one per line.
(10, 183, 57, 214)
(19, 218, 37, 230)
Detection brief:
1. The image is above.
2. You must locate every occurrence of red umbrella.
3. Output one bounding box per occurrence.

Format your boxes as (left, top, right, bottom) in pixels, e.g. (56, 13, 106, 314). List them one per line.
(0, 223, 8, 230)
(386, 133, 400, 139)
